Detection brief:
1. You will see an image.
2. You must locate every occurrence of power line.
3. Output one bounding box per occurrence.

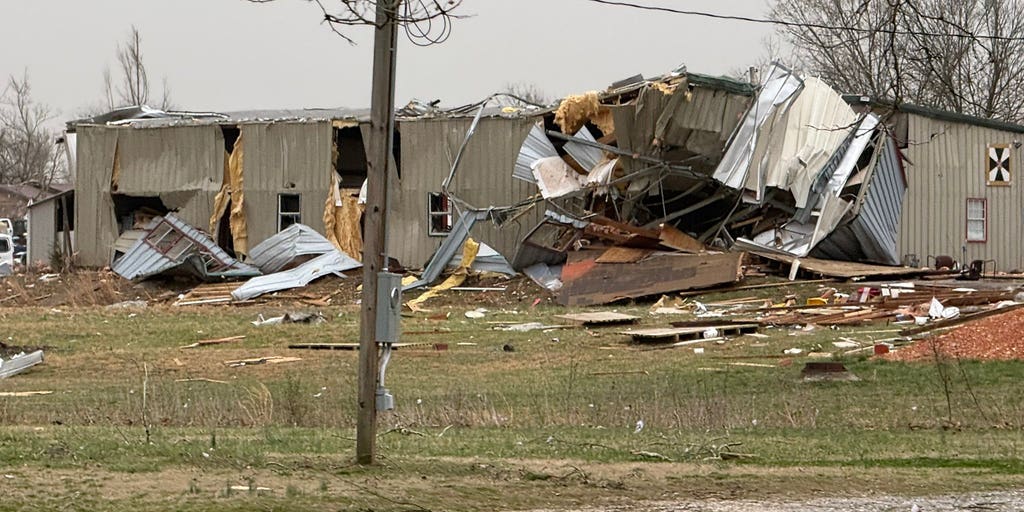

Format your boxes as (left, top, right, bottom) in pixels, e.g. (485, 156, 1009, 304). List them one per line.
(581, 0, 1024, 42)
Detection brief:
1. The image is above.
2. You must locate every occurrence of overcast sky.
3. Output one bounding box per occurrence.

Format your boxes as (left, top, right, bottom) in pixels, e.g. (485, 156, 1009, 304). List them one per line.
(1, 0, 776, 126)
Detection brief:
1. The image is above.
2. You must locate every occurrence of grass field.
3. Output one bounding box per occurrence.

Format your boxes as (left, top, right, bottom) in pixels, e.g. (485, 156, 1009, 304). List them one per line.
(0, 279, 1022, 510)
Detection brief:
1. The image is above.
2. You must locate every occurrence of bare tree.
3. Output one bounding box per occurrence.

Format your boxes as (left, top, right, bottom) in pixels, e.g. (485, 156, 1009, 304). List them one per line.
(501, 82, 549, 107)
(0, 72, 65, 186)
(104, 26, 174, 110)
(772, 0, 1024, 122)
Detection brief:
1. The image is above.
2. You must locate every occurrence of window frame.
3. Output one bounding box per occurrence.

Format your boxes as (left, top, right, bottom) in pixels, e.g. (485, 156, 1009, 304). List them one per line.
(277, 193, 302, 232)
(965, 198, 987, 243)
(427, 192, 453, 237)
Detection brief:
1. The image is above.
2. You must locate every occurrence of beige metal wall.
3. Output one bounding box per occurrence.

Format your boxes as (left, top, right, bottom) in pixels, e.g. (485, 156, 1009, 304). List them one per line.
(901, 114, 1024, 271)
(240, 122, 333, 247)
(393, 116, 538, 268)
(115, 125, 224, 231)
(75, 126, 119, 266)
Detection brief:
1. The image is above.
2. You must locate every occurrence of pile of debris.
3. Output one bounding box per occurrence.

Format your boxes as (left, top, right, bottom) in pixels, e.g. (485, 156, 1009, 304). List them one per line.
(112, 218, 361, 304)
(427, 62, 918, 306)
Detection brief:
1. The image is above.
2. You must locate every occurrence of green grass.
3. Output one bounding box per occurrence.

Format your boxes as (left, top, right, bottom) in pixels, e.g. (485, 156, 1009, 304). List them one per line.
(0, 282, 1023, 510)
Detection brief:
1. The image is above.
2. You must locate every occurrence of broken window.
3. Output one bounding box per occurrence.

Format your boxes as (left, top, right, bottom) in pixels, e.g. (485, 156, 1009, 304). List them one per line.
(427, 192, 452, 236)
(278, 193, 301, 232)
(966, 198, 987, 242)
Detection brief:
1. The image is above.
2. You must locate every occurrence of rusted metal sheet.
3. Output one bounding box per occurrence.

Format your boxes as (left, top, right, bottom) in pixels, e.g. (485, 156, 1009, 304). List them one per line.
(558, 250, 744, 306)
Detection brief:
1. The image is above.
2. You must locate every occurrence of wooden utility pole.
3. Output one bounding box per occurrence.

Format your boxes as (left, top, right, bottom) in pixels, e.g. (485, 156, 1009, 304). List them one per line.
(357, 0, 399, 465)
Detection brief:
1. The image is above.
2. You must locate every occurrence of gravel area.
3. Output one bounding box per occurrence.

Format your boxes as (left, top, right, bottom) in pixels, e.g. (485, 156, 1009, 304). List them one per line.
(534, 490, 1024, 511)
(887, 307, 1024, 362)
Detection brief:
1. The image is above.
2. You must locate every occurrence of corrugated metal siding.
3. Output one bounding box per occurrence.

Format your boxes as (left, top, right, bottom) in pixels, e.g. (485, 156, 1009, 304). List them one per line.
(901, 114, 1024, 271)
(27, 200, 56, 265)
(814, 136, 906, 264)
(240, 122, 333, 248)
(75, 126, 120, 266)
(115, 125, 223, 231)
(394, 117, 538, 268)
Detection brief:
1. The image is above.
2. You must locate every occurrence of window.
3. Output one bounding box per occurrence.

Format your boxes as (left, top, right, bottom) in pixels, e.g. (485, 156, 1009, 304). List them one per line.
(427, 192, 452, 236)
(966, 198, 986, 243)
(278, 194, 301, 232)
(0, 238, 9, 253)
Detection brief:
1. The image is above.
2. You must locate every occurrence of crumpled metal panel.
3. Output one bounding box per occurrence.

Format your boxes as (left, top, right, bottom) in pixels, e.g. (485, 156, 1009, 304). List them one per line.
(112, 214, 259, 281)
(232, 249, 361, 301)
(514, 124, 557, 182)
(757, 78, 859, 207)
(402, 209, 491, 291)
(814, 135, 907, 265)
(713, 63, 803, 191)
(563, 126, 603, 171)
(248, 223, 339, 274)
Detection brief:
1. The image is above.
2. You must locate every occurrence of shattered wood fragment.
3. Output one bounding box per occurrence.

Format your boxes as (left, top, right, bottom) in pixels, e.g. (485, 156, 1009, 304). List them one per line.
(559, 250, 743, 306)
(179, 335, 246, 349)
(0, 391, 53, 397)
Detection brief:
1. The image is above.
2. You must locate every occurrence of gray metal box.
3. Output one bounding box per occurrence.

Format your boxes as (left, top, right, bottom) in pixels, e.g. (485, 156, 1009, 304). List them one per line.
(375, 272, 402, 343)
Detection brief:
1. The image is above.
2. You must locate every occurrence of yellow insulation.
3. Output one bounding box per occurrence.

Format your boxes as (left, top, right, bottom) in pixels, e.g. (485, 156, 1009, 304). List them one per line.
(323, 178, 364, 260)
(406, 237, 480, 311)
(554, 91, 615, 137)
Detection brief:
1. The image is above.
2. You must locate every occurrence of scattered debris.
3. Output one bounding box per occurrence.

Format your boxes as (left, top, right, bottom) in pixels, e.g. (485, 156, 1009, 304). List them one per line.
(0, 390, 53, 397)
(224, 356, 303, 368)
(105, 300, 148, 310)
(179, 335, 246, 349)
(801, 361, 860, 382)
(554, 312, 640, 326)
(623, 324, 757, 343)
(252, 312, 326, 326)
(0, 350, 44, 379)
(464, 308, 487, 319)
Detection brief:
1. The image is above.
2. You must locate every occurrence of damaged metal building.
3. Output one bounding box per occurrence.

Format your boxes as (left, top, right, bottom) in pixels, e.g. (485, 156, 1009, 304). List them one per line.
(70, 107, 541, 270)
(65, 62, 1024, 293)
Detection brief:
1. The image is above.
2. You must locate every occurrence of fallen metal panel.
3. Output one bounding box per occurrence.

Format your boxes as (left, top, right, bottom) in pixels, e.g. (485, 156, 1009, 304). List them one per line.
(513, 124, 556, 182)
(403, 209, 490, 291)
(248, 223, 339, 273)
(558, 250, 743, 306)
(0, 350, 44, 379)
(231, 249, 361, 301)
(111, 214, 260, 281)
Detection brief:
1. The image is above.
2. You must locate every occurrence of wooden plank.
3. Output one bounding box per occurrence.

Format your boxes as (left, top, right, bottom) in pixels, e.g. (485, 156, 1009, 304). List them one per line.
(657, 223, 705, 253)
(555, 312, 640, 325)
(559, 250, 743, 306)
(596, 246, 654, 264)
(180, 335, 246, 349)
(749, 251, 937, 279)
(676, 279, 836, 298)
